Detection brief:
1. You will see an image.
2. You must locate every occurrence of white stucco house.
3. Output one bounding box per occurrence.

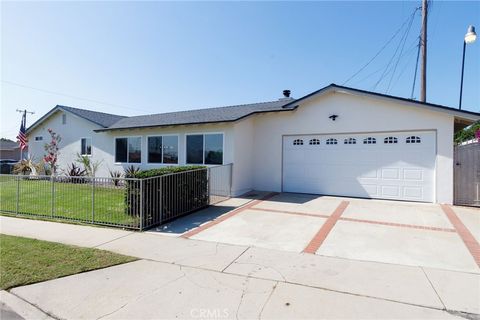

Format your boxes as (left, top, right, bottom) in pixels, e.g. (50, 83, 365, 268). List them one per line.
(26, 84, 480, 204)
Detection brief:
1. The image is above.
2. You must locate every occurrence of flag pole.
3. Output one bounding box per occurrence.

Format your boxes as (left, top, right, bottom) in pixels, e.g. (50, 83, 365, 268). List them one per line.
(16, 109, 34, 160)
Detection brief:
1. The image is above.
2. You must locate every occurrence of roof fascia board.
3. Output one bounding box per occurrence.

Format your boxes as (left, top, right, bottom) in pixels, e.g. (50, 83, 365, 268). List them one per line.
(26, 106, 103, 134)
(334, 87, 480, 122)
(281, 84, 479, 122)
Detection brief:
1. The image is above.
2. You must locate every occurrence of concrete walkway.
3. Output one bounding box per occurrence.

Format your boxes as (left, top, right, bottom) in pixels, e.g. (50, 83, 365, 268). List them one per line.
(1, 215, 479, 319)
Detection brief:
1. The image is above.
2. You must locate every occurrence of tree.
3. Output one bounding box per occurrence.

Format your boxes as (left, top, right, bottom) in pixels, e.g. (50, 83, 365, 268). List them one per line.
(43, 129, 61, 175)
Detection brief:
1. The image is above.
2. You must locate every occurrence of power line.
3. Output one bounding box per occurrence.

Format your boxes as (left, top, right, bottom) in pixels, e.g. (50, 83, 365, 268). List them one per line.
(1, 80, 151, 113)
(343, 7, 420, 86)
(386, 11, 417, 93)
(373, 9, 418, 91)
(389, 41, 421, 92)
(411, 36, 422, 99)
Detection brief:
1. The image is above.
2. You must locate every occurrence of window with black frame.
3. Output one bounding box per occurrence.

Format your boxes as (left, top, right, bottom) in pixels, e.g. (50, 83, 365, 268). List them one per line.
(81, 138, 92, 155)
(148, 136, 162, 163)
(205, 134, 223, 165)
(148, 135, 179, 164)
(115, 137, 141, 163)
(186, 133, 223, 165)
(162, 135, 178, 163)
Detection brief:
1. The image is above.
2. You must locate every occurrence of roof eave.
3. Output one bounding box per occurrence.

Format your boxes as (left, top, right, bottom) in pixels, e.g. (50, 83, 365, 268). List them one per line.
(94, 106, 298, 132)
(281, 84, 480, 122)
(26, 105, 110, 134)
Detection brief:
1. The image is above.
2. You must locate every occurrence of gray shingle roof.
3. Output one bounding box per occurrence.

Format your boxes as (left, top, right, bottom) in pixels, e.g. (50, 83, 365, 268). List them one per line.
(58, 105, 126, 128)
(0, 140, 19, 150)
(98, 99, 295, 131)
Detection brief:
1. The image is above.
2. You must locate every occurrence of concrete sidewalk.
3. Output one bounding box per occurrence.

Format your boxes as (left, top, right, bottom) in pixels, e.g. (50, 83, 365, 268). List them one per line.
(1, 216, 479, 319)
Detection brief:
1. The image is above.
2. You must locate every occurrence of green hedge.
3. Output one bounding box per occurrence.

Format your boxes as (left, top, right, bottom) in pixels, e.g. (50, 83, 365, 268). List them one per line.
(134, 165, 206, 179)
(125, 166, 209, 228)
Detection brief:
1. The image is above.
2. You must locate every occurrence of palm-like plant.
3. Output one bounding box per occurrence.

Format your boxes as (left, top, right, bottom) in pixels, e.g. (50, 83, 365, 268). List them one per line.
(124, 165, 140, 178)
(13, 157, 42, 175)
(76, 153, 103, 177)
(109, 169, 123, 186)
(65, 163, 87, 183)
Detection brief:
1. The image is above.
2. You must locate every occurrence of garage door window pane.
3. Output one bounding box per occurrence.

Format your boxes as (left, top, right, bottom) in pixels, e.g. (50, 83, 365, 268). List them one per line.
(344, 138, 356, 144)
(187, 135, 204, 164)
(406, 136, 421, 144)
(148, 136, 162, 163)
(363, 137, 376, 144)
(205, 134, 223, 165)
(128, 137, 141, 163)
(115, 138, 128, 163)
(309, 139, 320, 145)
(326, 138, 337, 145)
(293, 139, 303, 145)
(384, 137, 398, 144)
(163, 136, 178, 163)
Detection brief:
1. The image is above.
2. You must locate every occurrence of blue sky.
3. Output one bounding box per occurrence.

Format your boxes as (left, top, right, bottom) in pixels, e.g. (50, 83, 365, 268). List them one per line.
(1, 1, 479, 140)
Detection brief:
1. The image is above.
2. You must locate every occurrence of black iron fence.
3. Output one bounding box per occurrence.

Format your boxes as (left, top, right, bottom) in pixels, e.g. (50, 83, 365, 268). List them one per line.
(0, 164, 232, 230)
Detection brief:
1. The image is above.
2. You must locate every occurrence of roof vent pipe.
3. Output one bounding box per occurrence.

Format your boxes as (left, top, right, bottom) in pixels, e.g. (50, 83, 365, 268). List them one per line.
(283, 90, 291, 98)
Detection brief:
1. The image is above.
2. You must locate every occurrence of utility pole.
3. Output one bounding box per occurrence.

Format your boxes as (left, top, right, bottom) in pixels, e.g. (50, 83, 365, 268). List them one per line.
(420, 0, 428, 102)
(16, 109, 35, 115)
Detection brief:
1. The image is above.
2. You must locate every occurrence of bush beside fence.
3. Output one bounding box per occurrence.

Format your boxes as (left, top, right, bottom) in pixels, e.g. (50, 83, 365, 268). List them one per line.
(0, 164, 232, 230)
(125, 166, 209, 228)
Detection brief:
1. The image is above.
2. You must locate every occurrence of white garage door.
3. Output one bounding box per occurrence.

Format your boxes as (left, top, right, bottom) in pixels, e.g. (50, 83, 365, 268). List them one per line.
(282, 131, 436, 202)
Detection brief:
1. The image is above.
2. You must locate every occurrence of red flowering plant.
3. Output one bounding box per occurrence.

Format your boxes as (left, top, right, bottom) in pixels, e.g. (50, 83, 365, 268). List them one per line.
(43, 128, 61, 175)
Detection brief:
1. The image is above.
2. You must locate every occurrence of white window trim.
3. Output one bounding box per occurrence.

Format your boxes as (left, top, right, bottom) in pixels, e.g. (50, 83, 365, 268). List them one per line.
(114, 136, 142, 164)
(146, 134, 179, 165)
(80, 137, 92, 156)
(185, 132, 225, 166)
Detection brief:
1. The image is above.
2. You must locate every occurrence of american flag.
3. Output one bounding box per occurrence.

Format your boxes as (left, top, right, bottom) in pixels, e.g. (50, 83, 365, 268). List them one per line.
(16, 112, 28, 150)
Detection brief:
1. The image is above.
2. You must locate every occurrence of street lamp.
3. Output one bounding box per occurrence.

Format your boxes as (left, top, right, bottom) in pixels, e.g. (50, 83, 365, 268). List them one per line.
(459, 25, 477, 110)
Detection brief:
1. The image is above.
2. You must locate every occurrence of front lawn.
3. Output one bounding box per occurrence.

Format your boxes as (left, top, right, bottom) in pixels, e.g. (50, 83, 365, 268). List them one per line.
(0, 177, 138, 227)
(0, 234, 137, 290)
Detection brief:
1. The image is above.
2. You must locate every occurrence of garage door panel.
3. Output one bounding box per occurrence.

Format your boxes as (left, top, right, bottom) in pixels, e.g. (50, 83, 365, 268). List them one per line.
(283, 131, 436, 202)
(404, 169, 424, 181)
(404, 186, 423, 199)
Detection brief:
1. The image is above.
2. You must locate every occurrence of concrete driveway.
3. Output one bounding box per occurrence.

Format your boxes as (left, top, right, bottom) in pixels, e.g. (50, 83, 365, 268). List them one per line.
(1, 204, 479, 319)
(171, 192, 480, 274)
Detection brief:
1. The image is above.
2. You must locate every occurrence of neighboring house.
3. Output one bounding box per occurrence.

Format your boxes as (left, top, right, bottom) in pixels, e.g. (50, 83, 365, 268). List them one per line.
(0, 139, 26, 161)
(26, 84, 480, 204)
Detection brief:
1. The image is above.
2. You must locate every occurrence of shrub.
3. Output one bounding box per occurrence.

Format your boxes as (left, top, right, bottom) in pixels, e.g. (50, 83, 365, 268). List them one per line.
(13, 157, 42, 175)
(135, 166, 205, 179)
(109, 169, 123, 186)
(65, 163, 87, 183)
(454, 122, 480, 144)
(124, 166, 208, 227)
(124, 165, 140, 178)
(76, 153, 102, 177)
